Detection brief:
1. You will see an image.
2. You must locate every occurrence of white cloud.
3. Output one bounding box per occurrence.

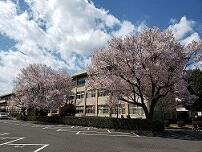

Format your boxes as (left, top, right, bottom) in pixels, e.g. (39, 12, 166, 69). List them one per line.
(112, 21, 135, 37)
(168, 16, 201, 69)
(0, 0, 138, 95)
(180, 32, 200, 45)
(168, 16, 200, 45)
(188, 61, 202, 70)
(0, 1, 201, 95)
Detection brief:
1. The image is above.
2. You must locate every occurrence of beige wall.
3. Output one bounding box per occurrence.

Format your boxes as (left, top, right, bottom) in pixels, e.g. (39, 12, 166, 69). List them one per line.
(72, 78, 146, 118)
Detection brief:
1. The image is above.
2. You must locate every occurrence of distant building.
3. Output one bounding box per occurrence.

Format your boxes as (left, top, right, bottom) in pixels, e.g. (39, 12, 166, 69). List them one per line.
(70, 71, 145, 118)
(0, 71, 146, 118)
(0, 93, 19, 115)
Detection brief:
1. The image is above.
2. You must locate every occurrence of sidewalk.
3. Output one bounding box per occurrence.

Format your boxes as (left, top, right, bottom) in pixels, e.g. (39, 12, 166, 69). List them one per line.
(167, 124, 193, 130)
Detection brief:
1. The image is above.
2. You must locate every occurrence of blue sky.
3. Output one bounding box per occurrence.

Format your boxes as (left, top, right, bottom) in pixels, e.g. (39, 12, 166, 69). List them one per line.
(0, 0, 201, 95)
(92, 0, 202, 33)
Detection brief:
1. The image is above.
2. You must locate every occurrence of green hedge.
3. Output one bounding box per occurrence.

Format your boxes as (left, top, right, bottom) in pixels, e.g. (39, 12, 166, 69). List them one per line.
(18, 116, 164, 131)
(193, 121, 202, 127)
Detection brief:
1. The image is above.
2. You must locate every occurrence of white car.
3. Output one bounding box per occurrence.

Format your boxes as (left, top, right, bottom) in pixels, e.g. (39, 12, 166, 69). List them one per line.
(0, 112, 9, 119)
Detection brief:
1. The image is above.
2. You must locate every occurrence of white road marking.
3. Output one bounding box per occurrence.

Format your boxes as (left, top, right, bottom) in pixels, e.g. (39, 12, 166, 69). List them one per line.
(80, 133, 139, 138)
(14, 145, 25, 148)
(9, 143, 49, 152)
(107, 129, 111, 133)
(34, 144, 49, 152)
(42, 127, 49, 129)
(87, 127, 90, 130)
(0, 133, 49, 152)
(76, 131, 81, 135)
(0, 137, 23, 139)
(0, 137, 25, 146)
(133, 133, 139, 137)
(0, 133, 9, 136)
(110, 131, 135, 135)
(10, 144, 47, 146)
(70, 130, 108, 134)
(71, 126, 74, 128)
(56, 129, 62, 131)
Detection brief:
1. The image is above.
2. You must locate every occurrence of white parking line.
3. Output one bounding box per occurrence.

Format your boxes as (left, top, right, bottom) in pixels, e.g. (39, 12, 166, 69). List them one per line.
(80, 133, 139, 138)
(42, 127, 49, 129)
(107, 129, 111, 133)
(134, 133, 140, 137)
(31, 125, 40, 128)
(69, 130, 108, 134)
(0, 133, 49, 152)
(8, 143, 49, 152)
(0, 137, 23, 139)
(0, 133, 9, 136)
(76, 131, 80, 135)
(0, 137, 25, 146)
(34, 144, 49, 152)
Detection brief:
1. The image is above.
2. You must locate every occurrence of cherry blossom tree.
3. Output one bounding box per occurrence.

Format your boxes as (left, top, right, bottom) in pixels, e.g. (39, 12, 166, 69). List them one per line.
(87, 27, 202, 119)
(14, 64, 72, 113)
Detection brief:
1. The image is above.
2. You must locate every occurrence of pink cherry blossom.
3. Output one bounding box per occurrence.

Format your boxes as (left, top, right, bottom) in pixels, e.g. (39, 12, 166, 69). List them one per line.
(87, 27, 202, 119)
(14, 64, 72, 111)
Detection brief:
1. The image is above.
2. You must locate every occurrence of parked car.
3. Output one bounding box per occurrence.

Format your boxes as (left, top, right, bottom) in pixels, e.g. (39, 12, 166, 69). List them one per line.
(0, 112, 9, 119)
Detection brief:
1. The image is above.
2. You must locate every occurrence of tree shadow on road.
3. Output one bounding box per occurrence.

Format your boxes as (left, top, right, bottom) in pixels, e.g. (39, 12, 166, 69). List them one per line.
(153, 130, 202, 141)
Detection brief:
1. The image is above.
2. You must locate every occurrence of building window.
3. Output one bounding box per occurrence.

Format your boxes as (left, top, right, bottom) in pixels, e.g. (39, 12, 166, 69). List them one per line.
(67, 95, 75, 103)
(76, 106, 84, 114)
(72, 80, 77, 86)
(121, 107, 125, 114)
(110, 105, 125, 114)
(76, 91, 85, 99)
(98, 105, 109, 114)
(69, 95, 74, 100)
(86, 105, 95, 114)
(129, 104, 143, 115)
(111, 107, 122, 114)
(77, 77, 85, 86)
(87, 90, 96, 98)
(98, 90, 109, 97)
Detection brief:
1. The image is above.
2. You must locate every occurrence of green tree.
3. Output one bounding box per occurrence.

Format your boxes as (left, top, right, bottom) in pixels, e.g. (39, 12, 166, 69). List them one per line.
(188, 69, 202, 111)
(189, 69, 202, 97)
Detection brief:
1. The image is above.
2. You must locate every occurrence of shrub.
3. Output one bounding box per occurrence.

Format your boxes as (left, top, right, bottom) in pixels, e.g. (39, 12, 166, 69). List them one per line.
(19, 116, 164, 131)
(16, 114, 27, 121)
(177, 120, 186, 127)
(59, 104, 76, 116)
(27, 108, 48, 117)
(164, 120, 170, 127)
(192, 121, 202, 128)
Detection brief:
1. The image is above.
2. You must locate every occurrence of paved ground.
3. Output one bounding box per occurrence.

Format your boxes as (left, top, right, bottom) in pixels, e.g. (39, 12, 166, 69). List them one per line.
(0, 120, 201, 152)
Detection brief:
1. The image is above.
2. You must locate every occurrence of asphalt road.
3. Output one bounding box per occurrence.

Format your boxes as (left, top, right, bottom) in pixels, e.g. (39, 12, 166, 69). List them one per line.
(0, 120, 201, 152)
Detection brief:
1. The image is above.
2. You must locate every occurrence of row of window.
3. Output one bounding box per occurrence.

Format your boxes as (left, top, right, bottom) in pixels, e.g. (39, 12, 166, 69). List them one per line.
(73, 78, 86, 86)
(75, 105, 143, 115)
(76, 105, 95, 114)
(76, 91, 85, 99)
(75, 90, 109, 99)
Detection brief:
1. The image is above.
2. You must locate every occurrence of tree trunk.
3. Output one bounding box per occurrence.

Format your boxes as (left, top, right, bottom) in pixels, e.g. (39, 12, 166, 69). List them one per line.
(145, 100, 157, 119)
(109, 108, 112, 117)
(141, 104, 152, 119)
(145, 111, 154, 119)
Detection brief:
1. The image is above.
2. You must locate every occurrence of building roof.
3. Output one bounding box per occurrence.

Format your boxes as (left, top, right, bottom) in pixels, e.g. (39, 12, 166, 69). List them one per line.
(0, 93, 14, 100)
(0, 71, 88, 98)
(72, 70, 87, 78)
